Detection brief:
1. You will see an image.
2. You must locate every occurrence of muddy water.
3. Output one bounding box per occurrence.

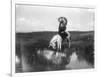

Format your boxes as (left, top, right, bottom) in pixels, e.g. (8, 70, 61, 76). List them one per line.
(36, 49, 93, 70)
(66, 52, 93, 69)
(16, 49, 93, 72)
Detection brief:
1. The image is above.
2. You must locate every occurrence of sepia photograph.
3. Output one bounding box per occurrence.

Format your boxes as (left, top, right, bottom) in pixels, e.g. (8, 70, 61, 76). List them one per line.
(15, 4, 94, 73)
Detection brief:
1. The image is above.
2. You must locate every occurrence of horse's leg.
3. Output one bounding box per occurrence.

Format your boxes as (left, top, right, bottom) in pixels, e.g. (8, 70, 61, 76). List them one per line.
(60, 42, 62, 51)
(68, 37, 71, 48)
(57, 41, 60, 52)
(58, 41, 61, 53)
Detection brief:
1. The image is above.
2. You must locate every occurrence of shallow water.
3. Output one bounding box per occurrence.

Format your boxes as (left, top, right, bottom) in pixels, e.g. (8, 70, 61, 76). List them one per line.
(66, 52, 93, 69)
(36, 49, 93, 70)
(16, 49, 93, 72)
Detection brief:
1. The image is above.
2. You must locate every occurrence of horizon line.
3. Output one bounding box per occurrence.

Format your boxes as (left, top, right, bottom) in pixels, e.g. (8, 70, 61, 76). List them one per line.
(16, 30, 94, 33)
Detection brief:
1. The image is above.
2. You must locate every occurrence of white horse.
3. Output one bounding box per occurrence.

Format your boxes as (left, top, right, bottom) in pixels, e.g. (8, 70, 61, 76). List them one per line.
(49, 34, 62, 51)
(49, 31, 71, 52)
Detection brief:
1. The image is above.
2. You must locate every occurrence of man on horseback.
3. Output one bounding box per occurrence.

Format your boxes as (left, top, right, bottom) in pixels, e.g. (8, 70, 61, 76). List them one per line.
(58, 17, 71, 49)
(49, 17, 71, 54)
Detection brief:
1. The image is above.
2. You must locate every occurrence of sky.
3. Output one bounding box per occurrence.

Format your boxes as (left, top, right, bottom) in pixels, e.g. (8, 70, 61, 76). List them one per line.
(16, 4, 95, 32)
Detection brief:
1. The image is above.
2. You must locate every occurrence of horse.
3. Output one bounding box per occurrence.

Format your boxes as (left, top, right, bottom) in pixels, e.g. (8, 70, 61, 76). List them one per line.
(49, 31, 71, 53)
(49, 34, 62, 52)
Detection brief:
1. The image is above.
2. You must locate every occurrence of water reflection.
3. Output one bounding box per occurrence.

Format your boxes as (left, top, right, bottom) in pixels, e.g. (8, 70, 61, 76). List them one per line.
(15, 49, 93, 73)
(66, 52, 93, 69)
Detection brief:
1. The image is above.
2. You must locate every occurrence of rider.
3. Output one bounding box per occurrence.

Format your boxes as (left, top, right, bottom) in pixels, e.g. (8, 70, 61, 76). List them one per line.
(58, 17, 71, 49)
